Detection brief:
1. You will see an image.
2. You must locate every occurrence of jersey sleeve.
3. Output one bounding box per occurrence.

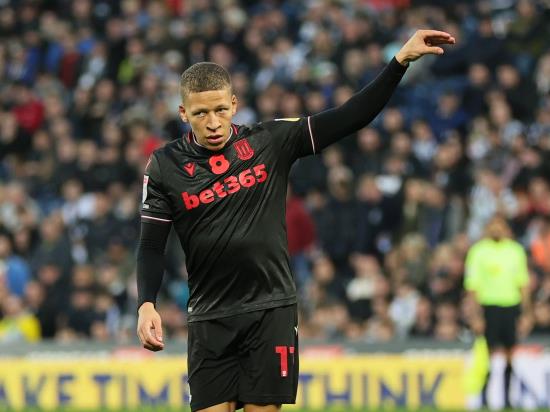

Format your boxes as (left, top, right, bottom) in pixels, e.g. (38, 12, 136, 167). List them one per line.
(515, 244, 529, 288)
(262, 117, 316, 161)
(141, 153, 173, 224)
(464, 245, 481, 292)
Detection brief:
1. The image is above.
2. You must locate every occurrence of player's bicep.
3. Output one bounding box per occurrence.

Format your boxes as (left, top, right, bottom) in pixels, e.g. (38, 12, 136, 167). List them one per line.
(141, 154, 173, 224)
(264, 117, 316, 160)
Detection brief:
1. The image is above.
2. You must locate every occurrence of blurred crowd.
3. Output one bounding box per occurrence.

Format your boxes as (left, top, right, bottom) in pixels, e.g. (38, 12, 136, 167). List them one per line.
(1, 0, 550, 344)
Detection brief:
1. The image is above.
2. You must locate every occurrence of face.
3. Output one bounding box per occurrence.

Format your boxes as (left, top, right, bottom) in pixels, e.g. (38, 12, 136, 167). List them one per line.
(485, 217, 510, 240)
(179, 87, 237, 151)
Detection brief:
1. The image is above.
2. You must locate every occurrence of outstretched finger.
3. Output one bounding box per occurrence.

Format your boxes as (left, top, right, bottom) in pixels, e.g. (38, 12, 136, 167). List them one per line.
(420, 29, 452, 39)
(427, 36, 456, 46)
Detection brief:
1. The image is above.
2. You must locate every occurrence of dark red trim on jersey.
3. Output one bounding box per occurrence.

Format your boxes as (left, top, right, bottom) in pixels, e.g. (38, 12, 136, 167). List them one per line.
(232, 123, 239, 136)
(187, 131, 192, 143)
(189, 126, 237, 153)
(191, 132, 203, 150)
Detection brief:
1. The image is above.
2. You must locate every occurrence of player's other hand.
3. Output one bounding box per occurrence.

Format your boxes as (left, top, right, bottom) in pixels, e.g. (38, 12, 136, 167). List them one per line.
(395, 29, 456, 66)
(137, 302, 165, 351)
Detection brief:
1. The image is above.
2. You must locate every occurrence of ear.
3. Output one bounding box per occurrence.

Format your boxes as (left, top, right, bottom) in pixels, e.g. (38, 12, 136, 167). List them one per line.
(231, 94, 238, 116)
(179, 105, 188, 123)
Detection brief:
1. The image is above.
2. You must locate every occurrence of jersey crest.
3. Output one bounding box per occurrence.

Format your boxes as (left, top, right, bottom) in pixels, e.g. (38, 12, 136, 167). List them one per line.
(234, 138, 254, 160)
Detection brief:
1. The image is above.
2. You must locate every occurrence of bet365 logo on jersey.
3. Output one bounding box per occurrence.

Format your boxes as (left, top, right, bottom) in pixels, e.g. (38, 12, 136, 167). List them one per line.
(181, 163, 268, 210)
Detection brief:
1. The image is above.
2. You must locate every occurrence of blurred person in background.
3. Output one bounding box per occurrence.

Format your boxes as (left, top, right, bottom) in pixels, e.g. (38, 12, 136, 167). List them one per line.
(364, 296, 395, 342)
(410, 296, 434, 337)
(468, 167, 519, 240)
(464, 215, 532, 409)
(428, 243, 464, 304)
(285, 184, 316, 290)
(33, 262, 66, 339)
(0, 293, 40, 343)
(0, 230, 31, 298)
(309, 254, 347, 306)
(530, 216, 550, 275)
(355, 174, 399, 258)
(389, 281, 419, 338)
(351, 128, 384, 176)
(346, 254, 381, 322)
(433, 301, 460, 342)
(398, 233, 430, 291)
(320, 165, 357, 273)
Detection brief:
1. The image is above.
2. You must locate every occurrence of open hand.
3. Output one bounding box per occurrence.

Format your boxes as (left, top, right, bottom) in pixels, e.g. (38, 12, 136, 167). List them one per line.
(137, 302, 165, 351)
(395, 29, 456, 66)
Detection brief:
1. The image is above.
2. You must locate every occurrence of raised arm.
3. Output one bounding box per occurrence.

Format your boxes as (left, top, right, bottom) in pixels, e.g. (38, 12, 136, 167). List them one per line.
(309, 30, 455, 151)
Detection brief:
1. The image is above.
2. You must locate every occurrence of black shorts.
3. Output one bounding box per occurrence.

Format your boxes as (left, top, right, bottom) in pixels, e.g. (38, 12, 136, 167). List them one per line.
(187, 304, 299, 411)
(482, 305, 520, 349)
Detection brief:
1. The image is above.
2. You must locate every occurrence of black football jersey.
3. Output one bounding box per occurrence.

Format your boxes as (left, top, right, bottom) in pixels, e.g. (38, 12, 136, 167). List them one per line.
(141, 119, 316, 322)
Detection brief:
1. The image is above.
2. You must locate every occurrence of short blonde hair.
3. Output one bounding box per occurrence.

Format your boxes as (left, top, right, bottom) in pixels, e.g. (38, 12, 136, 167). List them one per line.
(180, 62, 231, 102)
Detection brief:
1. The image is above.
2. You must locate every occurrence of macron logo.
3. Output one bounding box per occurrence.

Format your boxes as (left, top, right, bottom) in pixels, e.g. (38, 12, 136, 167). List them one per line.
(183, 162, 196, 177)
